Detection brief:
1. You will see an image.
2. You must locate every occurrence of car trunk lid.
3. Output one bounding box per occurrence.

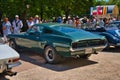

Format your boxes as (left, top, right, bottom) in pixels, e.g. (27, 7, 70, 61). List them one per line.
(65, 30, 104, 42)
(0, 44, 19, 60)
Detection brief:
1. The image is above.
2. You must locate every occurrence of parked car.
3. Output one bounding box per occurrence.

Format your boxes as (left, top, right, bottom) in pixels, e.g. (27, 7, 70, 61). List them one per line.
(85, 26, 120, 48)
(109, 21, 120, 29)
(7, 23, 107, 64)
(0, 43, 21, 76)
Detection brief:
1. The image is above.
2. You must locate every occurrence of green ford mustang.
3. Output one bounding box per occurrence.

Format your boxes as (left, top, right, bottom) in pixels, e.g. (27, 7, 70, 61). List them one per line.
(7, 23, 107, 63)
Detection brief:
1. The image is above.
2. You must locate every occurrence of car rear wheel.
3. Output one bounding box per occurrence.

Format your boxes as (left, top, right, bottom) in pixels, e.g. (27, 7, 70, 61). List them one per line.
(44, 46, 61, 64)
(115, 46, 120, 48)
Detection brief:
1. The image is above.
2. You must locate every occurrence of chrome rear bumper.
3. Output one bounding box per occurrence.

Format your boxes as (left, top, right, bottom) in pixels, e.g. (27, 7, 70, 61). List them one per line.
(7, 61, 21, 69)
(70, 46, 105, 55)
(70, 45, 105, 52)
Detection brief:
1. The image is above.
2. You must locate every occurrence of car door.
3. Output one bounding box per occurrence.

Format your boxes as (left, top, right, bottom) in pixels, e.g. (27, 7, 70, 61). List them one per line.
(16, 25, 44, 52)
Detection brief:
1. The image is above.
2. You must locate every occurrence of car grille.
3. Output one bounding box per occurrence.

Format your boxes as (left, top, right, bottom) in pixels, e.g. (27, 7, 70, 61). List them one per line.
(72, 39, 106, 49)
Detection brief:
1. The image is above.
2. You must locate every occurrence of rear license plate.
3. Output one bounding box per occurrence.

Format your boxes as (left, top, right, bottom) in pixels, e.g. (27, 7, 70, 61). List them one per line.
(85, 48, 92, 54)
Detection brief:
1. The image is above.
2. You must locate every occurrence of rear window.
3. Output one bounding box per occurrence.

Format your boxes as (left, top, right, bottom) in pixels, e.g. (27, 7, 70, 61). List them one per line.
(52, 25, 80, 33)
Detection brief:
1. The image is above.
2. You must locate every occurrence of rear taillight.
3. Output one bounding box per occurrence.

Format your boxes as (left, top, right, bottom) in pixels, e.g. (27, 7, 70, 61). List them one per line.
(13, 58, 19, 62)
(8, 58, 20, 63)
(72, 43, 77, 48)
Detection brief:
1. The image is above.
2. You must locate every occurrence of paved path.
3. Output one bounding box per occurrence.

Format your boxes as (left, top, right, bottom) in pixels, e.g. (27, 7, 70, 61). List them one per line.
(0, 48, 120, 80)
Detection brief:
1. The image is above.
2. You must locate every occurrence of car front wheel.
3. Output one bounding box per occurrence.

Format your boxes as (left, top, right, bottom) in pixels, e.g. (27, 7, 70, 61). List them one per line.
(9, 40, 17, 50)
(44, 46, 61, 64)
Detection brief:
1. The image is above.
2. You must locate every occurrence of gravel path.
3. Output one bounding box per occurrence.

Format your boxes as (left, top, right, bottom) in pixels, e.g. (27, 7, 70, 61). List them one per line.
(2, 50, 120, 80)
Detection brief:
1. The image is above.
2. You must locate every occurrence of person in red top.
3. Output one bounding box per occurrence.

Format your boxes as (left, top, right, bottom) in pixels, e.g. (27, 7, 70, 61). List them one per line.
(74, 17, 81, 28)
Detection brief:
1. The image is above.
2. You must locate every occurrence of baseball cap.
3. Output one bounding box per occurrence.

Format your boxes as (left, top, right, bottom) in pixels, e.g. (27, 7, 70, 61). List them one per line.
(35, 15, 39, 17)
(15, 15, 19, 17)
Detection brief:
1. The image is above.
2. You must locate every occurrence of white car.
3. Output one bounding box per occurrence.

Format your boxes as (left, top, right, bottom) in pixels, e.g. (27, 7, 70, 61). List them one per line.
(0, 43, 21, 76)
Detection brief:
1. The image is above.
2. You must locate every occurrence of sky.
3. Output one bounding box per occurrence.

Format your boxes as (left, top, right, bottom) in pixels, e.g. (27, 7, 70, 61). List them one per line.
(106, 0, 109, 2)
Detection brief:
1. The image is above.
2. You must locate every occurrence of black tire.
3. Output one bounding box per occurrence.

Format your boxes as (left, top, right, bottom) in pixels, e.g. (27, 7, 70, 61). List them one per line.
(115, 46, 120, 48)
(44, 46, 61, 64)
(9, 39, 17, 50)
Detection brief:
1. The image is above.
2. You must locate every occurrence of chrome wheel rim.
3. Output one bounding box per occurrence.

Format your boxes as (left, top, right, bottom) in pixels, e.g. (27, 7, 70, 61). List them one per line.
(46, 48, 54, 61)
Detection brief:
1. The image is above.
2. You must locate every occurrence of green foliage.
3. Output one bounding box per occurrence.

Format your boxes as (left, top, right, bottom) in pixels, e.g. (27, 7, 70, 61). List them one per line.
(0, 0, 120, 20)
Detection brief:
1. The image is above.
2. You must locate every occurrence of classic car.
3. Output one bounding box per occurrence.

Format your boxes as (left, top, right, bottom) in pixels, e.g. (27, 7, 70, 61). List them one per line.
(109, 21, 120, 29)
(85, 26, 120, 48)
(0, 43, 21, 76)
(7, 23, 107, 64)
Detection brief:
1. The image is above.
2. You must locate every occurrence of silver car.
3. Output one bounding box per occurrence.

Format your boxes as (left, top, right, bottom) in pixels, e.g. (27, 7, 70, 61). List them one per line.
(0, 43, 21, 76)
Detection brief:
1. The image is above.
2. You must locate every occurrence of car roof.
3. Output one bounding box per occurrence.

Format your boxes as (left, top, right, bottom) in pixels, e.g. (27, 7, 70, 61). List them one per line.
(35, 23, 71, 28)
(111, 21, 120, 23)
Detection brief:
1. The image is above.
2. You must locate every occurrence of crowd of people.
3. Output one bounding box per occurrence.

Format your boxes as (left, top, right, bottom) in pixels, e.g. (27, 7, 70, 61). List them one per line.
(0, 14, 42, 42)
(0, 14, 119, 43)
(52, 15, 120, 31)
(54, 16, 119, 29)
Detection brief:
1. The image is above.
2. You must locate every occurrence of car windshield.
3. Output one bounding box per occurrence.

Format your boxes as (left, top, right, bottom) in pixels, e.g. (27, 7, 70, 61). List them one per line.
(52, 25, 80, 33)
(111, 23, 120, 29)
(105, 24, 118, 30)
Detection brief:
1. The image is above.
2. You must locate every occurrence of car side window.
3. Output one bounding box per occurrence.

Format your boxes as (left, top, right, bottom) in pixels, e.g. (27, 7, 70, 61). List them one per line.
(28, 25, 43, 33)
(32, 26, 39, 32)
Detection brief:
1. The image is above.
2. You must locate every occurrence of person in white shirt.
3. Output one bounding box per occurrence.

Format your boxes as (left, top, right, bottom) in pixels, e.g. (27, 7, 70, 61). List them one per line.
(12, 15, 23, 34)
(34, 15, 40, 24)
(27, 17, 34, 29)
(98, 18, 104, 27)
(2, 17, 12, 42)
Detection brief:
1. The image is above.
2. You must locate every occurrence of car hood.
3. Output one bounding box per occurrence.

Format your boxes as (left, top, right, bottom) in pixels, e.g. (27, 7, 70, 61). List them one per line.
(0, 43, 20, 60)
(64, 30, 104, 42)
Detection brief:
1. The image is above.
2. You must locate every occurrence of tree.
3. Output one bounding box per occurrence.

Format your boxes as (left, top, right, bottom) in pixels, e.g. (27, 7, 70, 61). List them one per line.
(0, 0, 119, 22)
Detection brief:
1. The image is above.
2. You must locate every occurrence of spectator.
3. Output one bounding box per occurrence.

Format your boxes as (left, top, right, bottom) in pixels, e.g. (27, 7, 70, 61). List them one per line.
(2, 17, 12, 42)
(56, 17, 62, 23)
(82, 16, 87, 24)
(34, 15, 40, 24)
(0, 12, 2, 36)
(75, 18, 81, 28)
(27, 17, 34, 29)
(12, 15, 23, 34)
(67, 17, 74, 25)
(98, 18, 104, 27)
